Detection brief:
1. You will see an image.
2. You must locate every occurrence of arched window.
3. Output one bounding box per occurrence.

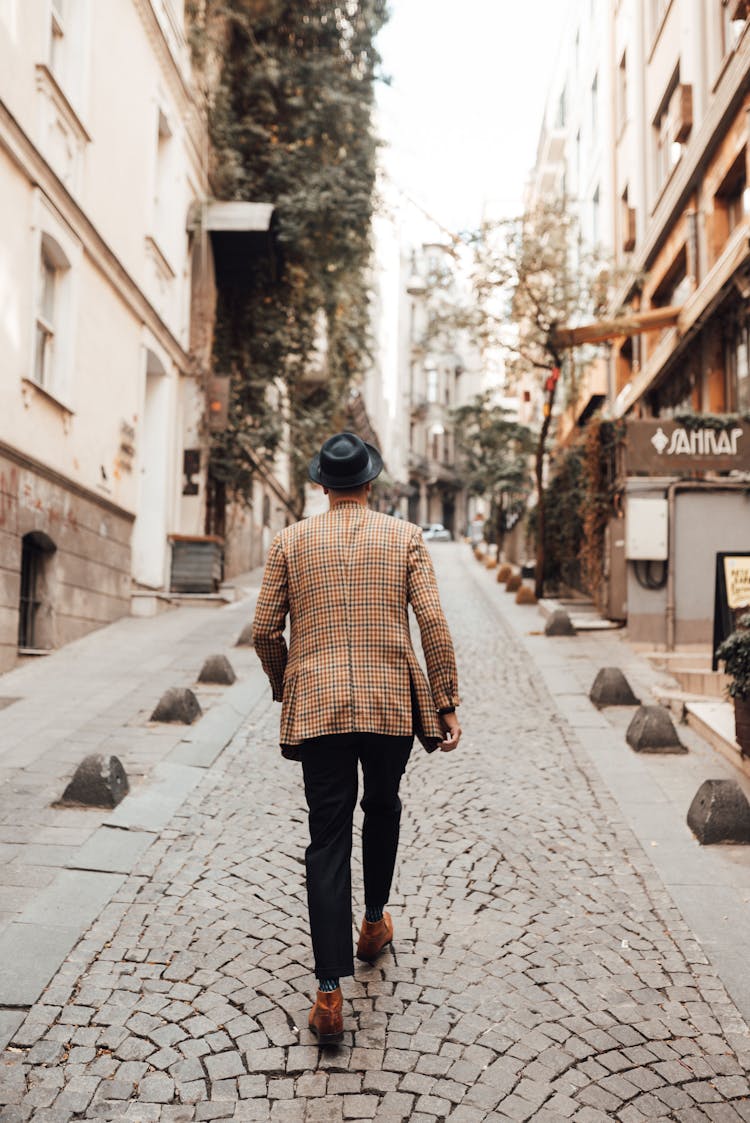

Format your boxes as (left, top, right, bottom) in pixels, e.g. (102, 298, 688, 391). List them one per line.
(18, 531, 57, 651)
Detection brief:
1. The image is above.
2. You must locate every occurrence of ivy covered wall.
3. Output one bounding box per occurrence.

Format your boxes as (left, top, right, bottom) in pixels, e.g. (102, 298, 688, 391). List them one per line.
(189, 0, 387, 517)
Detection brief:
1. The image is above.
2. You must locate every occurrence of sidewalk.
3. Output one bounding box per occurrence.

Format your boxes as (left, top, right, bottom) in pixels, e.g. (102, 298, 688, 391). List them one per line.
(482, 558, 750, 1027)
(0, 571, 265, 1047)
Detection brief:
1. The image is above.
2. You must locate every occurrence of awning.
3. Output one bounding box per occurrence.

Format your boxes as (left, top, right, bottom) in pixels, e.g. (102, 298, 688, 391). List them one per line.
(204, 201, 274, 233)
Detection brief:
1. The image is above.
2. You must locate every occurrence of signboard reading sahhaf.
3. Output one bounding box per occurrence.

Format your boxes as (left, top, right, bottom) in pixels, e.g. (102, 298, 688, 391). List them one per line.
(627, 419, 750, 475)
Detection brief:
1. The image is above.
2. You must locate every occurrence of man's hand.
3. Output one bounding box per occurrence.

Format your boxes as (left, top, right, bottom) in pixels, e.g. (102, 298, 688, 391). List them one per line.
(439, 711, 462, 752)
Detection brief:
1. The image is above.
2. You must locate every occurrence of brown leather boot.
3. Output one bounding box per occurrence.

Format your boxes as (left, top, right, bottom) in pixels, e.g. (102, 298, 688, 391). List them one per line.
(308, 987, 343, 1044)
(356, 911, 393, 963)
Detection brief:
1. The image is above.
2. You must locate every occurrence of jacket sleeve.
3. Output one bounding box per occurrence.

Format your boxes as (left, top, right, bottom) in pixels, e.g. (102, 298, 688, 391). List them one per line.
(406, 528, 460, 712)
(252, 533, 289, 701)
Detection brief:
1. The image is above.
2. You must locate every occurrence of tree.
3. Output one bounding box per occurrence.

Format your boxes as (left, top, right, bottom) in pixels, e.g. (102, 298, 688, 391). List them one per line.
(427, 199, 610, 597)
(188, 0, 387, 515)
(452, 392, 534, 558)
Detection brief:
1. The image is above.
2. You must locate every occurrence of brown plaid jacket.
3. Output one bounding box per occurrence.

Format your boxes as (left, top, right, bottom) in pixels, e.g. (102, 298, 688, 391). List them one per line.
(252, 503, 459, 753)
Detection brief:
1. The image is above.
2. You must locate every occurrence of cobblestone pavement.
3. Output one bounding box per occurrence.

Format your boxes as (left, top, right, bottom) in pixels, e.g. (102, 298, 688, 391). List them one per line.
(2, 544, 750, 1122)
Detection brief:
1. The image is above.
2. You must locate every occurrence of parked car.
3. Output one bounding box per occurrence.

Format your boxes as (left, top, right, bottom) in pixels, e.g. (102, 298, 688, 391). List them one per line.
(421, 523, 452, 541)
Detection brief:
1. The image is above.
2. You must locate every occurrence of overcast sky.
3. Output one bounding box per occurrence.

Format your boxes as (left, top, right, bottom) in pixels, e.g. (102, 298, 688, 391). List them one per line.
(376, 0, 570, 234)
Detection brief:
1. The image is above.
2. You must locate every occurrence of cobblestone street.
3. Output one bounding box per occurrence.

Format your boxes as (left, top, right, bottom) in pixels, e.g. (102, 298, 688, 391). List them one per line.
(2, 543, 750, 1121)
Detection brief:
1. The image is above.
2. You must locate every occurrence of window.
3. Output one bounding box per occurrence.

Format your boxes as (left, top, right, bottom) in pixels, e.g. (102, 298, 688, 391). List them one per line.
(34, 250, 56, 389)
(556, 87, 566, 129)
(653, 72, 684, 195)
(591, 72, 598, 134)
(617, 51, 628, 135)
(31, 232, 72, 399)
(49, 0, 65, 73)
(720, 0, 745, 56)
(154, 107, 173, 241)
(426, 366, 438, 402)
(592, 186, 600, 245)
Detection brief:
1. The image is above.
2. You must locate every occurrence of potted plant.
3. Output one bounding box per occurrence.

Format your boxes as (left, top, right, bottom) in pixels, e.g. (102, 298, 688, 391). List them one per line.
(716, 611, 750, 757)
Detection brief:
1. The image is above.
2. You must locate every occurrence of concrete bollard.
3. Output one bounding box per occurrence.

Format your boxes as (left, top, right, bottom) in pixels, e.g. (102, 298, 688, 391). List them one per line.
(150, 687, 202, 725)
(235, 622, 254, 647)
(198, 654, 237, 685)
(687, 779, 750, 844)
(589, 667, 640, 709)
(545, 609, 576, 636)
(626, 704, 685, 754)
(59, 754, 129, 809)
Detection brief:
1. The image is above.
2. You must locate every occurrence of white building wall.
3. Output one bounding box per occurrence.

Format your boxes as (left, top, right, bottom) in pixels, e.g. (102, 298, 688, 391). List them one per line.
(0, 0, 209, 667)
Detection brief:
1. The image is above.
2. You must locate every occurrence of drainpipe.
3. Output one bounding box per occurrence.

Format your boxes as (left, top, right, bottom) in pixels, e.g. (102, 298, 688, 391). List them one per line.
(666, 479, 750, 650)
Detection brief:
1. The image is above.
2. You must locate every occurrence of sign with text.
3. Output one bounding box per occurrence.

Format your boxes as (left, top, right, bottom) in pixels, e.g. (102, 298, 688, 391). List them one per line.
(626, 420, 750, 475)
(725, 555, 750, 610)
(713, 552, 750, 670)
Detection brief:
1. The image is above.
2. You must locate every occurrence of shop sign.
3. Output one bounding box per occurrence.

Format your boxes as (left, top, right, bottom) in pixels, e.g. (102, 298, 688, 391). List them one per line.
(626, 420, 750, 475)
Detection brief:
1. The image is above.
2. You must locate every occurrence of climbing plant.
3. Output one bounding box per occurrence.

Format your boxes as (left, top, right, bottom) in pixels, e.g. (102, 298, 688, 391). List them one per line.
(188, 0, 387, 514)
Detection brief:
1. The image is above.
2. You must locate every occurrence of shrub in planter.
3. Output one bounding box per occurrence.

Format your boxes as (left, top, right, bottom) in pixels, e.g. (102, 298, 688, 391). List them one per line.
(497, 564, 512, 583)
(506, 574, 522, 592)
(716, 611, 750, 756)
(516, 585, 538, 605)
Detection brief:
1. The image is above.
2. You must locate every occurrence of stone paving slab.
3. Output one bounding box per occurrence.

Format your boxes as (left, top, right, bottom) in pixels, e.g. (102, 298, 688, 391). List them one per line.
(69, 826, 157, 874)
(16, 869, 124, 928)
(0, 921, 81, 1006)
(105, 764, 205, 833)
(1, 545, 749, 1119)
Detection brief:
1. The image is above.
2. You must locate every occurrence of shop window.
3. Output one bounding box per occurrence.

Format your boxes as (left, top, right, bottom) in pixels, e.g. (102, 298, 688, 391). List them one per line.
(18, 532, 57, 652)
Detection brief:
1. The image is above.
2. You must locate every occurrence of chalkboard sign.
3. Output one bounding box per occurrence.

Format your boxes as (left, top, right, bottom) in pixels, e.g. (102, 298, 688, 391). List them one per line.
(712, 553, 750, 670)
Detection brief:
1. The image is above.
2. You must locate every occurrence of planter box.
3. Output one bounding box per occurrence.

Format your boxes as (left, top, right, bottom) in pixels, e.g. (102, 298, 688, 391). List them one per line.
(170, 536, 224, 594)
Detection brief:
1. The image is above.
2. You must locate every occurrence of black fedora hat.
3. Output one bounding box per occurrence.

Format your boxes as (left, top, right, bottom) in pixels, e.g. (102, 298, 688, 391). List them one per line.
(309, 432, 383, 489)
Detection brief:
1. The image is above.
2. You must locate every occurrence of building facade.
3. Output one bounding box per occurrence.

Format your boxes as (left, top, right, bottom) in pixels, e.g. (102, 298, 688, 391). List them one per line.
(530, 0, 750, 645)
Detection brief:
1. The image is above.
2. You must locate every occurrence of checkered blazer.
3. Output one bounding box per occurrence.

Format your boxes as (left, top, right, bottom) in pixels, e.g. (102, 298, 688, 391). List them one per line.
(252, 503, 459, 753)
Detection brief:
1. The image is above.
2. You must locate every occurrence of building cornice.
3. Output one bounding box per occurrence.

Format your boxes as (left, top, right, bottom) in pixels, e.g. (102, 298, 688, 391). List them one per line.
(0, 97, 191, 373)
(0, 439, 136, 523)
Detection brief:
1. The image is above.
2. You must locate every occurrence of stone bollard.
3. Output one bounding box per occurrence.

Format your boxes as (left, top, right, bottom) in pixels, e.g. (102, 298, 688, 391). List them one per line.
(545, 609, 576, 636)
(505, 574, 522, 592)
(151, 687, 202, 725)
(235, 622, 254, 647)
(59, 754, 129, 809)
(626, 705, 685, 754)
(198, 654, 237, 685)
(497, 564, 512, 583)
(589, 667, 640, 709)
(515, 585, 538, 605)
(687, 779, 750, 844)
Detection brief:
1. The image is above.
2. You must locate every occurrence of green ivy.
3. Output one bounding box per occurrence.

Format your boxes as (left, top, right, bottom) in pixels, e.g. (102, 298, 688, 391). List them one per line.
(189, 0, 387, 513)
(717, 611, 750, 699)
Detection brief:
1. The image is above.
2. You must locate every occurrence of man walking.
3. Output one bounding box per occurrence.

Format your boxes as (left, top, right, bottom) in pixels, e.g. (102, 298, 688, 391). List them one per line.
(253, 432, 461, 1042)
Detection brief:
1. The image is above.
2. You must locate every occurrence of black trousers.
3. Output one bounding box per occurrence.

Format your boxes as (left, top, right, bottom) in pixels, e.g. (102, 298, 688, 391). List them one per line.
(301, 732, 413, 979)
